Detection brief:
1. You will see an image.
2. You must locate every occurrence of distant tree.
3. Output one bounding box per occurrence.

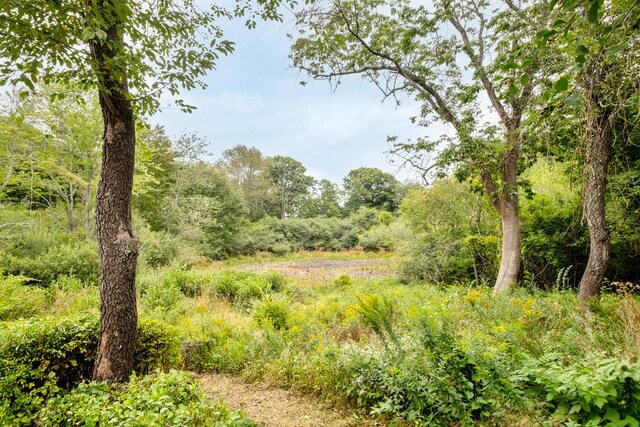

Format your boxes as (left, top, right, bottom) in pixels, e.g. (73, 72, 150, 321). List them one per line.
(343, 167, 401, 213)
(268, 156, 315, 219)
(133, 125, 177, 230)
(164, 161, 248, 259)
(217, 145, 275, 220)
(299, 179, 343, 218)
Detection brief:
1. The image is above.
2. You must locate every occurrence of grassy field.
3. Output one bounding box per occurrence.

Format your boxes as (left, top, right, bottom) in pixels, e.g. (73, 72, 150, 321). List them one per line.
(2, 251, 640, 426)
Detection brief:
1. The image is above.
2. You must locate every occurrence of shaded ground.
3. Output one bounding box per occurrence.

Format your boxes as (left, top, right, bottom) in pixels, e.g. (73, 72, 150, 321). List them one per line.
(234, 258, 396, 279)
(200, 373, 381, 427)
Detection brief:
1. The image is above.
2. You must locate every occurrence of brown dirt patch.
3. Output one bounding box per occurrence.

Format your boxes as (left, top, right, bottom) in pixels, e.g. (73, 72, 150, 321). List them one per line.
(235, 259, 395, 279)
(199, 373, 383, 427)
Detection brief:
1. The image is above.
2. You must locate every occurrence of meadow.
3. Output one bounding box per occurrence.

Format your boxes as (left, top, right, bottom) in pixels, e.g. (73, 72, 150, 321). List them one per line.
(2, 249, 639, 426)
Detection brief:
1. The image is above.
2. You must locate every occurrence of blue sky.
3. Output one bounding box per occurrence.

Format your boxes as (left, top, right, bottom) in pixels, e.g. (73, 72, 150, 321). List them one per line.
(151, 12, 430, 184)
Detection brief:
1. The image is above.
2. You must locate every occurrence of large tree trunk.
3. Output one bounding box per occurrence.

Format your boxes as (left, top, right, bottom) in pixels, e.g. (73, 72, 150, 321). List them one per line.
(494, 197, 521, 293)
(485, 143, 521, 294)
(90, 3, 139, 382)
(578, 92, 612, 302)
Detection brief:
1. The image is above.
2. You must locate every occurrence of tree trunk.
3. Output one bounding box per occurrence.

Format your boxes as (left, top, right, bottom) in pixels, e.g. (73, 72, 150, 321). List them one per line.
(493, 197, 521, 293)
(90, 3, 139, 382)
(578, 97, 612, 302)
(493, 144, 521, 294)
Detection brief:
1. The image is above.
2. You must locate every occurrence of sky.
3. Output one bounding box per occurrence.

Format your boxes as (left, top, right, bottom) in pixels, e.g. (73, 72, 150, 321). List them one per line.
(151, 12, 431, 184)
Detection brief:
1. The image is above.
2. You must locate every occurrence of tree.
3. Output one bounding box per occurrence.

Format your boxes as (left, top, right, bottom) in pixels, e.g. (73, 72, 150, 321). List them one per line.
(268, 155, 315, 218)
(299, 178, 343, 218)
(217, 145, 275, 220)
(537, 0, 640, 300)
(292, 0, 552, 292)
(164, 161, 248, 258)
(343, 167, 401, 213)
(133, 125, 178, 230)
(1, 0, 288, 381)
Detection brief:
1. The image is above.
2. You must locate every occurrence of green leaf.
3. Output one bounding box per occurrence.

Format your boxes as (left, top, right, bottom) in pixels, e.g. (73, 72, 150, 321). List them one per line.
(554, 76, 569, 92)
(508, 84, 519, 96)
(587, 0, 601, 23)
(565, 94, 582, 107)
(604, 407, 620, 422)
(519, 73, 530, 85)
(605, 43, 626, 57)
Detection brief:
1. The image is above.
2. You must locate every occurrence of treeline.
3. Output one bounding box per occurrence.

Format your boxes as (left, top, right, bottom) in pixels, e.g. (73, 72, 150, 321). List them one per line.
(0, 88, 405, 266)
(2, 85, 640, 290)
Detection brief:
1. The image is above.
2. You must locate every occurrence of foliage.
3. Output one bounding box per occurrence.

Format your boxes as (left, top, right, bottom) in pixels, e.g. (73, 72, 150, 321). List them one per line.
(0, 275, 46, 321)
(36, 370, 257, 427)
(523, 354, 640, 426)
(268, 155, 315, 219)
(253, 294, 290, 330)
(358, 220, 412, 252)
(398, 179, 497, 284)
(0, 315, 182, 424)
(164, 161, 249, 259)
(209, 270, 280, 305)
(1, 240, 99, 286)
(343, 167, 402, 213)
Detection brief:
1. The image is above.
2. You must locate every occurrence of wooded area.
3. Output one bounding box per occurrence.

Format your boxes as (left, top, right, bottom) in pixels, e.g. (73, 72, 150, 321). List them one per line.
(1, 0, 639, 425)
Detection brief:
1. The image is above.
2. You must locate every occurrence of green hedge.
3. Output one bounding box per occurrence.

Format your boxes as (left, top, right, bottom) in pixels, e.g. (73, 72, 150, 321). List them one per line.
(36, 370, 257, 427)
(0, 315, 182, 425)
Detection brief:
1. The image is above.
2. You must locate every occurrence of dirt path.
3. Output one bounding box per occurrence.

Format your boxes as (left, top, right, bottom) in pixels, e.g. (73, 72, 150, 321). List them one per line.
(199, 373, 382, 427)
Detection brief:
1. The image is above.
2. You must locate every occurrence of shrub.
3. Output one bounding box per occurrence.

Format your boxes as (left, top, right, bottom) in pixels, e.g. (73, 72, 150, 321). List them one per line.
(338, 320, 525, 426)
(253, 294, 290, 330)
(334, 274, 353, 288)
(270, 243, 291, 255)
(142, 279, 183, 312)
(523, 354, 640, 426)
(210, 270, 275, 305)
(36, 370, 257, 426)
(0, 275, 46, 321)
(0, 316, 182, 425)
(163, 267, 203, 297)
(139, 229, 180, 268)
(263, 270, 287, 292)
(1, 241, 99, 286)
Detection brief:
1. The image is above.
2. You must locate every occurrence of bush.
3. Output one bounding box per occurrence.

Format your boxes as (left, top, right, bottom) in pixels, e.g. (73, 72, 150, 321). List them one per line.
(210, 270, 276, 305)
(0, 316, 182, 425)
(270, 243, 291, 255)
(164, 268, 204, 297)
(262, 270, 287, 292)
(142, 279, 183, 312)
(36, 370, 257, 426)
(1, 241, 99, 286)
(338, 319, 525, 426)
(0, 275, 46, 321)
(253, 294, 290, 330)
(523, 354, 640, 426)
(139, 229, 180, 268)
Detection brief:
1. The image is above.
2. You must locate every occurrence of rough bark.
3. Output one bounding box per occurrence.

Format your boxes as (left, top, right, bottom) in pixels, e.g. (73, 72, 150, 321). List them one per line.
(90, 1, 139, 382)
(578, 86, 612, 302)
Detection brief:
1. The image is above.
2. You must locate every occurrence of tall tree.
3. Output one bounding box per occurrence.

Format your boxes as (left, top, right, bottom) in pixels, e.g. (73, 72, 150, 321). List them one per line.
(292, 0, 552, 292)
(343, 167, 401, 213)
(1, 0, 287, 381)
(217, 145, 275, 220)
(268, 155, 315, 218)
(538, 0, 640, 300)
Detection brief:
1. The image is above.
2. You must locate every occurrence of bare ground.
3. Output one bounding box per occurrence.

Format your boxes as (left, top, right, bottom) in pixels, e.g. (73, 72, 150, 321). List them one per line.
(234, 258, 396, 279)
(199, 373, 383, 427)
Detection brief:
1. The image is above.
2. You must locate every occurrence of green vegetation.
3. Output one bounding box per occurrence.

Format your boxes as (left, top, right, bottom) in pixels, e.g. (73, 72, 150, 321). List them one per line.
(1, 0, 640, 424)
